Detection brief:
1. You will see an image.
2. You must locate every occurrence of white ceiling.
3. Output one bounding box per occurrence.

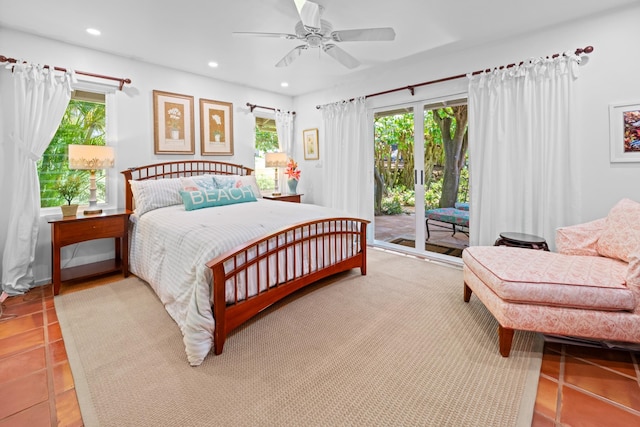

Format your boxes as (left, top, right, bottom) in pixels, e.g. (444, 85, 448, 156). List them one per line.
(0, 0, 635, 96)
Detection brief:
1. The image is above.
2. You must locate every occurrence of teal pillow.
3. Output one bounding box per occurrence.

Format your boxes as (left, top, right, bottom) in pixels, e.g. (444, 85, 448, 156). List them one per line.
(180, 187, 257, 211)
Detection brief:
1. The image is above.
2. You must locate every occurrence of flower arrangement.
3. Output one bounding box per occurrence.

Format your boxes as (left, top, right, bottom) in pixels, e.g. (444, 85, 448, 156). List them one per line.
(167, 107, 181, 130)
(284, 158, 301, 181)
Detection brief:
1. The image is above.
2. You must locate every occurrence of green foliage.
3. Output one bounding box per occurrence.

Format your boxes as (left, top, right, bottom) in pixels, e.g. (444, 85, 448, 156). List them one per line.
(381, 194, 404, 215)
(38, 99, 106, 207)
(425, 179, 443, 210)
(255, 127, 279, 154)
(55, 175, 83, 205)
(256, 174, 274, 191)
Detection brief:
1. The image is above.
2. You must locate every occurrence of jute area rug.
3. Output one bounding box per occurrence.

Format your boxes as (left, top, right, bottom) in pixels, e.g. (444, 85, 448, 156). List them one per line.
(55, 248, 542, 427)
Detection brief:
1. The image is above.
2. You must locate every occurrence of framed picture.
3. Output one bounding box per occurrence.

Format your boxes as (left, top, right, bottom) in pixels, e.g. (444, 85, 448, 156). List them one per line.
(200, 98, 234, 156)
(303, 128, 319, 160)
(153, 90, 195, 154)
(609, 101, 640, 162)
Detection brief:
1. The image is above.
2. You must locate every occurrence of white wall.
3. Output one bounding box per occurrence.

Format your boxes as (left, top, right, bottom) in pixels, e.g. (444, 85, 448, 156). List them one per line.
(0, 28, 293, 284)
(3, 4, 640, 285)
(294, 5, 640, 221)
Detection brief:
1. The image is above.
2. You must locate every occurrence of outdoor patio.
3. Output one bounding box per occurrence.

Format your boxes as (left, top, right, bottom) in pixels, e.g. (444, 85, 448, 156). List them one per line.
(374, 211, 469, 257)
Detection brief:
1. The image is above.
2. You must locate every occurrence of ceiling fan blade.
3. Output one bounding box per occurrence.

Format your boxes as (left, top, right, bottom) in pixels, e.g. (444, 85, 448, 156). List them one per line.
(331, 27, 396, 42)
(293, 0, 321, 30)
(323, 44, 360, 69)
(275, 45, 308, 67)
(233, 31, 298, 40)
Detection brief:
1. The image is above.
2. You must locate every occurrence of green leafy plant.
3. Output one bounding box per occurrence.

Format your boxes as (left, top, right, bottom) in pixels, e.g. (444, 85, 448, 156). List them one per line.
(56, 175, 83, 205)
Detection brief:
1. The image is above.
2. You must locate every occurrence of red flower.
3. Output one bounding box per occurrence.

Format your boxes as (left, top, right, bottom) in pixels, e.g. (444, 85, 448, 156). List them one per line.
(284, 158, 301, 181)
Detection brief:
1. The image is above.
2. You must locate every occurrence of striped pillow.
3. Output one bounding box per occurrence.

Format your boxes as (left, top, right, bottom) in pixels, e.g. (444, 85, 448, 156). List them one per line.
(129, 178, 183, 216)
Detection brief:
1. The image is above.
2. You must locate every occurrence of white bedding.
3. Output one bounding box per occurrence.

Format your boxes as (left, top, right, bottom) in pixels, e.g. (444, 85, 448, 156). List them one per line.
(129, 199, 347, 365)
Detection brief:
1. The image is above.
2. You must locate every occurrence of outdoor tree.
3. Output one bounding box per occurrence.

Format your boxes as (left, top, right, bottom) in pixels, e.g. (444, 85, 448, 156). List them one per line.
(433, 105, 468, 208)
(39, 100, 106, 207)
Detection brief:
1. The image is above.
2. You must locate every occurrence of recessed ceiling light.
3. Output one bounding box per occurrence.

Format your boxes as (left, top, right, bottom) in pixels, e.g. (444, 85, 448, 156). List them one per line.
(280, 82, 289, 87)
(208, 61, 219, 68)
(86, 28, 101, 36)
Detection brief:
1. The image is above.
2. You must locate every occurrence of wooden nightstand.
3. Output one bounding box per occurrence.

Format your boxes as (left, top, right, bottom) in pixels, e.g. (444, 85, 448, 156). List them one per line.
(48, 209, 131, 295)
(263, 194, 303, 203)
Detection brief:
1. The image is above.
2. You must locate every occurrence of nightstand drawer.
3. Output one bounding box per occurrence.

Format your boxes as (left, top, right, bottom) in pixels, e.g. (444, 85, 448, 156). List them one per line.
(55, 216, 126, 246)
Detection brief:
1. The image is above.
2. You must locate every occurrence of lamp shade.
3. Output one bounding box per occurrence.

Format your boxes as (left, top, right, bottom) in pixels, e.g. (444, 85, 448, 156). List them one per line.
(68, 145, 115, 170)
(264, 152, 288, 168)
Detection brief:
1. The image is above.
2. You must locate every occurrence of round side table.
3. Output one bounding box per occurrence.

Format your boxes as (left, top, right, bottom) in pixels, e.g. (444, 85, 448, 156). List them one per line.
(494, 232, 550, 251)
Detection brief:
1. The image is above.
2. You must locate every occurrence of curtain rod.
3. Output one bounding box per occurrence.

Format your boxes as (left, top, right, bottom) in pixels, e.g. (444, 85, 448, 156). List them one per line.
(0, 55, 132, 90)
(316, 45, 593, 109)
(246, 102, 295, 115)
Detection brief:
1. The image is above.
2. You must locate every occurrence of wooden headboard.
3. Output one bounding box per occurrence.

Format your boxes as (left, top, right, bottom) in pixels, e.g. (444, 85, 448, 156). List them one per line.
(121, 160, 254, 211)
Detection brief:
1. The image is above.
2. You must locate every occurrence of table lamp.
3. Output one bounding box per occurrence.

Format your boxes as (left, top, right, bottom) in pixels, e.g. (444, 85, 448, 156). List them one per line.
(264, 152, 288, 196)
(68, 144, 115, 214)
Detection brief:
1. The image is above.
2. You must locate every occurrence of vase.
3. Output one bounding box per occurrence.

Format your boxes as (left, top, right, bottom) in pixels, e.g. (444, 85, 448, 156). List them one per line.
(287, 179, 298, 195)
(171, 129, 180, 140)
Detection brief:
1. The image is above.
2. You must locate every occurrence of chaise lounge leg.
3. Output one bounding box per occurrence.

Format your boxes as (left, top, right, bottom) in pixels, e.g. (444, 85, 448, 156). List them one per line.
(463, 282, 472, 302)
(498, 325, 514, 357)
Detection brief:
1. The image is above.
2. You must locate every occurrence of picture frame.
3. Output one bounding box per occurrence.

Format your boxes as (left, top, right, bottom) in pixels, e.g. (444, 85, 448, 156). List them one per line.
(153, 90, 195, 154)
(303, 128, 319, 160)
(609, 101, 640, 162)
(200, 98, 234, 156)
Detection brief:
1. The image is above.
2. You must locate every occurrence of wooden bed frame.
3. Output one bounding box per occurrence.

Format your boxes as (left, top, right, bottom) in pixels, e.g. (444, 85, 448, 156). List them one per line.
(122, 160, 369, 355)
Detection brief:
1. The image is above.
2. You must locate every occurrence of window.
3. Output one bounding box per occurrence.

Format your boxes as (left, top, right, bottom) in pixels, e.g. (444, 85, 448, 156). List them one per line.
(38, 90, 107, 208)
(254, 115, 279, 192)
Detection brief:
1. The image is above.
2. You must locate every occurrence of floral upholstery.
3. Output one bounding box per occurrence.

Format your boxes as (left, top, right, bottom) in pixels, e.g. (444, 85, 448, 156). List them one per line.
(426, 208, 469, 226)
(596, 198, 640, 262)
(462, 198, 640, 355)
(463, 247, 634, 311)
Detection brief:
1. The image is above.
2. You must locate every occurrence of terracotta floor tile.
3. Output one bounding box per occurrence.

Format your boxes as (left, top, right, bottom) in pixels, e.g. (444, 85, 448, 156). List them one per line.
(53, 361, 75, 395)
(561, 385, 640, 427)
(0, 312, 43, 340)
(48, 322, 63, 342)
(1, 298, 43, 318)
(530, 411, 555, 427)
(564, 356, 640, 411)
(55, 388, 83, 427)
(46, 307, 58, 324)
(540, 348, 561, 379)
(0, 371, 48, 420)
(49, 339, 69, 365)
(0, 328, 44, 359)
(564, 345, 638, 378)
(0, 347, 46, 385)
(0, 401, 51, 427)
(533, 376, 558, 420)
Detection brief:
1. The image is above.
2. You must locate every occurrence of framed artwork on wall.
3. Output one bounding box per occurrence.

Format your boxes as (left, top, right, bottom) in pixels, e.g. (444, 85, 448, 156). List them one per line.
(303, 128, 319, 160)
(200, 98, 234, 156)
(153, 90, 195, 154)
(609, 101, 640, 162)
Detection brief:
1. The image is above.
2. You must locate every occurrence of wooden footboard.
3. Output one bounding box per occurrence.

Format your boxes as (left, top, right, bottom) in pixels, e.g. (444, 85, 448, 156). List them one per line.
(206, 217, 369, 355)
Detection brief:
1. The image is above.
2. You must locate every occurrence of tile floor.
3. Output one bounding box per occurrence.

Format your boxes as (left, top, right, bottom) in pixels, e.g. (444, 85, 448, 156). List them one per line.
(1, 274, 639, 426)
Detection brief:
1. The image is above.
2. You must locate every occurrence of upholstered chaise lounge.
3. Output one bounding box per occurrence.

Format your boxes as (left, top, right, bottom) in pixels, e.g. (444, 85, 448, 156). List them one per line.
(462, 198, 640, 356)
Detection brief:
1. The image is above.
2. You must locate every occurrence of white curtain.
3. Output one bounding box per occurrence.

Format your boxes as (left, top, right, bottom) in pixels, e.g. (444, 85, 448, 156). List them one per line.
(275, 110, 294, 193)
(321, 97, 373, 220)
(1, 63, 73, 295)
(467, 54, 581, 249)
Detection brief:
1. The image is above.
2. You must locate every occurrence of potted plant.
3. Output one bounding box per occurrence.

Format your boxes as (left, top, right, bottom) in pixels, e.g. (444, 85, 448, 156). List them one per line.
(56, 174, 83, 217)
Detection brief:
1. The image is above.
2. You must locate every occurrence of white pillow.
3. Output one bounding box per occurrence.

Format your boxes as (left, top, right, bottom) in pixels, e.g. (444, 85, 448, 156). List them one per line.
(129, 178, 183, 216)
(212, 174, 263, 198)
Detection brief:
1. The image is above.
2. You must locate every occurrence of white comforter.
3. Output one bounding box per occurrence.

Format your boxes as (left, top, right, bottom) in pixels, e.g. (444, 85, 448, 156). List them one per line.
(129, 199, 347, 365)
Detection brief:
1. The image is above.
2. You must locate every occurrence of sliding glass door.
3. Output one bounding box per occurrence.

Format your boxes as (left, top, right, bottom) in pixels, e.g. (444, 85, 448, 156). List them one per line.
(373, 97, 469, 259)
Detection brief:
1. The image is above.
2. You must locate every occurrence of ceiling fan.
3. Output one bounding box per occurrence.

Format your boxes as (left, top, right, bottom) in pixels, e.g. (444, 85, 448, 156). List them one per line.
(233, 0, 396, 69)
